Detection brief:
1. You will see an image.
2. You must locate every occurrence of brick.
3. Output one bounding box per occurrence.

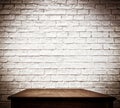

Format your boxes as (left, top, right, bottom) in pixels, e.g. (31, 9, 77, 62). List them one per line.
(112, 10, 120, 15)
(95, 4, 106, 9)
(84, 4, 95, 9)
(85, 15, 96, 20)
(115, 38, 120, 43)
(61, 15, 73, 20)
(97, 38, 114, 43)
(0, 21, 11, 26)
(96, 15, 115, 20)
(106, 4, 118, 9)
(57, 32, 67, 37)
(98, 27, 114, 32)
(86, 27, 97, 32)
(11, 0, 22, 3)
(45, 9, 66, 15)
(67, 0, 78, 5)
(66, 9, 77, 15)
(115, 27, 120, 31)
(80, 21, 90, 26)
(55, 0, 67, 4)
(49, 15, 61, 20)
(68, 32, 79, 37)
(26, 15, 39, 20)
(0, 4, 2, 9)
(0, 10, 10, 14)
(116, 15, 120, 20)
(104, 44, 120, 50)
(90, 21, 101, 26)
(3, 15, 15, 20)
(63, 38, 86, 43)
(0, 0, 10, 3)
(21, 9, 44, 15)
(3, 5, 14, 9)
(77, 9, 89, 14)
(90, 9, 111, 14)
(73, 15, 84, 20)
(10, 21, 21, 26)
(92, 32, 109, 37)
(1, 76, 14, 81)
(15, 4, 26, 9)
(86, 38, 97, 43)
(78, 0, 89, 4)
(22, 0, 32, 3)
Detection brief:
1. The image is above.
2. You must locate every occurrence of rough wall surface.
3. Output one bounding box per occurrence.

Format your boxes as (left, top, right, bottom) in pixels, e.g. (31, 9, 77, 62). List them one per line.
(0, 0, 120, 108)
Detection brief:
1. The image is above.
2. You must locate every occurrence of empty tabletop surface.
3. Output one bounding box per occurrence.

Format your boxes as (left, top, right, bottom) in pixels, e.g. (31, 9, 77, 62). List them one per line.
(8, 89, 116, 101)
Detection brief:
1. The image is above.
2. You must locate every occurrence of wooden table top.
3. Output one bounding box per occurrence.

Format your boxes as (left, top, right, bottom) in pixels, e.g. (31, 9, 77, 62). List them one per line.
(8, 89, 116, 101)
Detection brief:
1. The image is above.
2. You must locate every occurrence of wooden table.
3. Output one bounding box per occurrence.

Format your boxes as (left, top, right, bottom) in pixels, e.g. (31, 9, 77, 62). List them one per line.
(8, 89, 116, 108)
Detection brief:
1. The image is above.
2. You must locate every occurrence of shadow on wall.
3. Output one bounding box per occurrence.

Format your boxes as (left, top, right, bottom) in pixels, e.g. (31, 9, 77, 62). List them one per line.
(0, 0, 120, 108)
(0, 1, 30, 108)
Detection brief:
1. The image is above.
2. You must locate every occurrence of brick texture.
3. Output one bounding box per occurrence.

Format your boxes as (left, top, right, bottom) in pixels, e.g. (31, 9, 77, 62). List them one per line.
(0, 0, 120, 108)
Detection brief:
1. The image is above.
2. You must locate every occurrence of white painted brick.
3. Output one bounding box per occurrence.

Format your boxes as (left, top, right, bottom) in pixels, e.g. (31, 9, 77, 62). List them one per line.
(116, 15, 120, 20)
(0, 21, 10, 26)
(77, 10, 89, 14)
(49, 15, 61, 20)
(104, 44, 120, 50)
(68, 32, 79, 37)
(97, 38, 114, 43)
(3, 4, 14, 9)
(46, 32, 57, 37)
(26, 15, 39, 20)
(79, 21, 90, 26)
(112, 10, 120, 15)
(1, 76, 14, 81)
(57, 69, 82, 75)
(67, 0, 78, 5)
(11, 0, 22, 3)
(5, 27, 17, 32)
(45, 9, 66, 15)
(96, 15, 115, 20)
(15, 15, 26, 20)
(92, 56, 108, 62)
(0, 5, 2, 9)
(98, 27, 114, 32)
(69, 82, 82, 88)
(115, 38, 120, 43)
(10, 9, 21, 14)
(92, 32, 109, 37)
(90, 21, 101, 26)
(22, 0, 36, 3)
(0, 0, 10, 3)
(78, 0, 89, 4)
(80, 32, 91, 37)
(62, 15, 73, 20)
(55, 82, 69, 88)
(66, 9, 77, 15)
(86, 38, 97, 43)
(63, 38, 86, 43)
(96, 4, 106, 9)
(39, 15, 50, 20)
(90, 9, 111, 14)
(0, 10, 10, 14)
(115, 27, 120, 31)
(84, 15, 96, 20)
(15, 4, 26, 9)
(84, 4, 95, 9)
(73, 15, 84, 20)
(10, 21, 21, 26)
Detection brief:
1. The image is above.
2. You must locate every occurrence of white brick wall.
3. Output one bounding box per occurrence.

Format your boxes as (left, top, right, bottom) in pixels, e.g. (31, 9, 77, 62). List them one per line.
(0, 0, 120, 108)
